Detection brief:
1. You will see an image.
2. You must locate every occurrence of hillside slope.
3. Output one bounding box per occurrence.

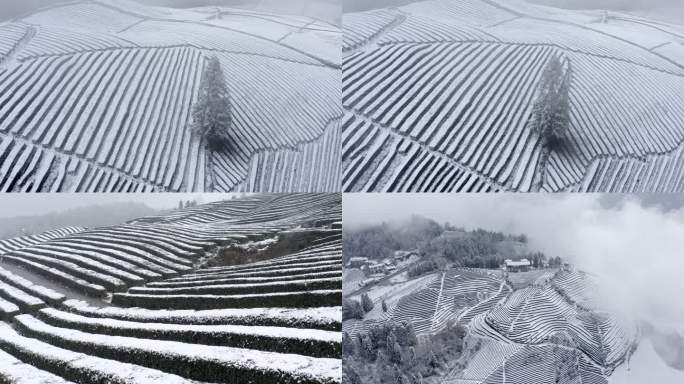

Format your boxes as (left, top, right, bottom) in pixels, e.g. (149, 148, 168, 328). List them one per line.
(341, 0, 684, 192)
(343, 266, 639, 384)
(0, 193, 342, 383)
(0, 0, 342, 192)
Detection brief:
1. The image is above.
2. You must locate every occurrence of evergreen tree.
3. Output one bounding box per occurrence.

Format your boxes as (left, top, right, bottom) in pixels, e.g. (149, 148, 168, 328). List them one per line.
(361, 293, 374, 313)
(406, 323, 418, 346)
(531, 55, 571, 149)
(193, 55, 231, 148)
(343, 332, 356, 356)
(382, 299, 388, 312)
(392, 365, 405, 384)
(343, 366, 361, 384)
(343, 299, 365, 320)
(386, 331, 402, 364)
(360, 333, 376, 361)
(407, 346, 417, 366)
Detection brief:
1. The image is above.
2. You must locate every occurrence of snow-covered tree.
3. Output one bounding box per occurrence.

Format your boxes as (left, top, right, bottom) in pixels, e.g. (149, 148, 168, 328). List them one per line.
(343, 299, 365, 320)
(531, 55, 571, 149)
(343, 332, 356, 356)
(361, 293, 374, 313)
(359, 333, 376, 361)
(386, 331, 401, 364)
(192, 55, 231, 150)
(382, 299, 388, 312)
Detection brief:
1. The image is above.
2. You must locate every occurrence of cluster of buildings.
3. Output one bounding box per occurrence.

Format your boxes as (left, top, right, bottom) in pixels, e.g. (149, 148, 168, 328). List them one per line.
(347, 250, 417, 276)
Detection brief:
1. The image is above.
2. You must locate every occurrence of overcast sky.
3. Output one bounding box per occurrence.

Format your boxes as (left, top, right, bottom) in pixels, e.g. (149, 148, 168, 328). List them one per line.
(0, 193, 237, 219)
(344, 193, 684, 326)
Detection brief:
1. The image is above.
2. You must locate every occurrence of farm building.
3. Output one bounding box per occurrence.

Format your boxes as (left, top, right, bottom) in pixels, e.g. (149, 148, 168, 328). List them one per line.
(366, 262, 386, 274)
(394, 250, 417, 262)
(505, 259, 531, 272)
(348, 257, 369, 268)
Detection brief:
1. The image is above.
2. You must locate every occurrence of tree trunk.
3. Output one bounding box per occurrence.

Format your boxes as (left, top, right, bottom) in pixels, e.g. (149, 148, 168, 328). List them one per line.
(205, 140, 216, 192)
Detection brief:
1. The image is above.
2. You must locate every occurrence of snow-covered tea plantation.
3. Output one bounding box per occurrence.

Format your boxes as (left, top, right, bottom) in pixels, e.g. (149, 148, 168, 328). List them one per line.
(0, 193, 342, 383)
(0, 0, 342, 192)
(344, 266, 638, 384)
(342, 0, 684, 192)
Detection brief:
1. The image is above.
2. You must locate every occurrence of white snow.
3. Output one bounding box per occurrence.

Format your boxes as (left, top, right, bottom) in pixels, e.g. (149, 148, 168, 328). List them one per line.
(15, 314, 341, 382)
(0, 348, 74, 384)
(41, 307, 340, 343)
(63, 299, 341, 326)
(0, 322, 195, 384)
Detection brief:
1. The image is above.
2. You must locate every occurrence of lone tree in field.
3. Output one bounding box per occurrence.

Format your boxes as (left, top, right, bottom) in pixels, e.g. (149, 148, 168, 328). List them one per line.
(531, 55, 571, 149)
(193, 55, 231, 150)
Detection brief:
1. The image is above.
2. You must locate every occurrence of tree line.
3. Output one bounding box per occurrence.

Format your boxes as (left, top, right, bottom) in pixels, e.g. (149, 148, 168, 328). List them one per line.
(343, 321, 466, 384)
(344, 216, 528, 264)
(343, 293, 375, 320)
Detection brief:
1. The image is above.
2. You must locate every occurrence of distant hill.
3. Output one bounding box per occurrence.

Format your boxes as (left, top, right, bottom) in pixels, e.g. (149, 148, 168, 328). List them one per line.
(0, 202, 158, 239)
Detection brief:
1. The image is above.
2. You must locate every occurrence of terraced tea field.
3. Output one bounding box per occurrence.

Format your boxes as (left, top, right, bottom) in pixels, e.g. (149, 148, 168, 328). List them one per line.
(342, 0, 684, 192)
(0, 0, 341, 192)
(343, 262, 637, 383)
(0, 193, 342, 383)
(446, 269, 637, 384)
(343, 268, 505, 337)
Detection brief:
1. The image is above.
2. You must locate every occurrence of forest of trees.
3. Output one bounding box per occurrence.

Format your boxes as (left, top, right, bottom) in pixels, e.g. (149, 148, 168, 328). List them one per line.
(419, 228, 538, 269)
(406, 259, 439, 278)
(343, 216, 442, 264)
(343, 322, 466, 384)
(345, 216, 563, 272)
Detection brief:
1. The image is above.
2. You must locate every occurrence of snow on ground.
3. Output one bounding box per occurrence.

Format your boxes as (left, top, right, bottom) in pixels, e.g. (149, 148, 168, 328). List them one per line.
(342, 268, 364, 296)
(350, 272, 438, 320)
(587, 19, 673, 49)
(281, 28, 341, 65)
(203, 12, 302, 41)
(63, 300, 342, 327)
(233, 235, 280, 252)
(0, 1, 341, 193)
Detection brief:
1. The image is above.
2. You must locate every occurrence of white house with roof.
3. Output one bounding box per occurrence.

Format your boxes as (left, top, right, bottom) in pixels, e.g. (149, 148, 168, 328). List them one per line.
(504, 258, 531, 272)
(366, 262, 386, 274)
(348, 257, 369, 268)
